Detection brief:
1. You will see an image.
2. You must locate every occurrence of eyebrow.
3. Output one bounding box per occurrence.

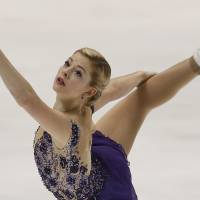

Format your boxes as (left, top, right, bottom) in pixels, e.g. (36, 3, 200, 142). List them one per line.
(69, 57, 87, 74)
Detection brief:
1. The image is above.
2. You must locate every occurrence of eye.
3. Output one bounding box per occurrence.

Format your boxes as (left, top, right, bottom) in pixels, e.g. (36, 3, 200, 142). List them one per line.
(64, 60, 70, 67)
(75, 70, 82, 77)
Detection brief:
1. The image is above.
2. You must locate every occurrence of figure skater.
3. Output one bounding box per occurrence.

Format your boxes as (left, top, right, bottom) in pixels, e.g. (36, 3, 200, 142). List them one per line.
(0, 47, 200, 200)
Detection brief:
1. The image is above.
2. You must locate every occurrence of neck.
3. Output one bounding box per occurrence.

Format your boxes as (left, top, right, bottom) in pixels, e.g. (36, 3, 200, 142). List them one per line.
(53, 95, 79, 113)
(52, 95, 95, 134)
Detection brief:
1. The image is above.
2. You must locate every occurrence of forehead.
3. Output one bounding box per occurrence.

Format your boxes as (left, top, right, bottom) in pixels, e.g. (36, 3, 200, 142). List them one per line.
(71, 52, 92, 72)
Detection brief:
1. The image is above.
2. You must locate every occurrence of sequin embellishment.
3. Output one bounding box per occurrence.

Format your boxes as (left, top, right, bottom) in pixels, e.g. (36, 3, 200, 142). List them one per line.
(33, 119, 109, 200)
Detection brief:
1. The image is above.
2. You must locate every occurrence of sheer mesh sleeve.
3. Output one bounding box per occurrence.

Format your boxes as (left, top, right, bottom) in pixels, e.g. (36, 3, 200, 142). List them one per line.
(33, 119, 109, 199)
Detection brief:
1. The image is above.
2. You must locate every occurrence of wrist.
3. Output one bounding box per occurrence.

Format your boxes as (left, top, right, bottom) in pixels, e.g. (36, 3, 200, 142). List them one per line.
(136, 71, 148, 85)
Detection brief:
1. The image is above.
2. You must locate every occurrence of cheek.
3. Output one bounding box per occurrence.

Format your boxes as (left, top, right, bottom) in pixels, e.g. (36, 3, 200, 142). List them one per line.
(70, 82, 87, 93)
(65, 81, 81, 91)
(72, 78, 87, 86)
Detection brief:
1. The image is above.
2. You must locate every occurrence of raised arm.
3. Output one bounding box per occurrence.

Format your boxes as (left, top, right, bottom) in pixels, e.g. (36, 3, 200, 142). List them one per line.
(0, 49, 94, 174)
(0, 49, 34, 105)
(93, 71, 157, 113)
(0, 50, 81, 148)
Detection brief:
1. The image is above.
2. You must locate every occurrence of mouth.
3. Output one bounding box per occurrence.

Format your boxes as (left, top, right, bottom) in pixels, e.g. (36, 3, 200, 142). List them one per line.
(56, 77, 65, 86)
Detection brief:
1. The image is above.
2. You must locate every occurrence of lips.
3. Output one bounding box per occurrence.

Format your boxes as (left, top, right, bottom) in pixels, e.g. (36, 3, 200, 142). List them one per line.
(56, 77, 65, 86)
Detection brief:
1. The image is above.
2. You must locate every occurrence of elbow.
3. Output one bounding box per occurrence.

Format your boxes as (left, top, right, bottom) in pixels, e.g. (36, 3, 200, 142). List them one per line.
(17, 92, 35, 107)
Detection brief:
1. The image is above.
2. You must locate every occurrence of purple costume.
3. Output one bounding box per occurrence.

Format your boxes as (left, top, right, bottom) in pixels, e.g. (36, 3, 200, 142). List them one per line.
(91, 130, 138, 199)
(33, 105, 138, 199)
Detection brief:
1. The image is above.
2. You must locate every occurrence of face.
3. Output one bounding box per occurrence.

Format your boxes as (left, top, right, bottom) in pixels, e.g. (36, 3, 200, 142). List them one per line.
(53, 52, 96, 100)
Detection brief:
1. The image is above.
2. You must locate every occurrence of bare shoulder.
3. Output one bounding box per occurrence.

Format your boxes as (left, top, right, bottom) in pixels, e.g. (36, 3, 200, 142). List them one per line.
(33, 109, 95, 150)
(33, 114, 73, 149)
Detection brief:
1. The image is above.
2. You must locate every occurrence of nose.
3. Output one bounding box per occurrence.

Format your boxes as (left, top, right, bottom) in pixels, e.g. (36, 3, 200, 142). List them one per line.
(63, 71, 68, 78)
(62, 68, 71, 79)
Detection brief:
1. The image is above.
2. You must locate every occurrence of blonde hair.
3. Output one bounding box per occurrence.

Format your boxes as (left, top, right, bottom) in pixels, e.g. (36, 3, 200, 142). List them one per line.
(74, 47, 111, 107)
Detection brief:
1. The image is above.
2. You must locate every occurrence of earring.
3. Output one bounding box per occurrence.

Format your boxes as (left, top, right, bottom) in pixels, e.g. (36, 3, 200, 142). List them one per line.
(79, 95, 84, 114)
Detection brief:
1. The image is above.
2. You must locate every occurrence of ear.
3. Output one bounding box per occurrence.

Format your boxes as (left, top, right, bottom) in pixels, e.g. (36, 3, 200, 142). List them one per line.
(87, 87, 97, 98)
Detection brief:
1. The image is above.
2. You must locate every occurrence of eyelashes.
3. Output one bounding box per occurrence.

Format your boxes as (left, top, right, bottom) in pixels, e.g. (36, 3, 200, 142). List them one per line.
(64, 60, 82, 77)
(75, 70, 82, 77)
(65, 60, 70, 66)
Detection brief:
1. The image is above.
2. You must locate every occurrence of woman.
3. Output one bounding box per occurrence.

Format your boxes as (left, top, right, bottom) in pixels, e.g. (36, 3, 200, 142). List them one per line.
(0, 47, 200, 199)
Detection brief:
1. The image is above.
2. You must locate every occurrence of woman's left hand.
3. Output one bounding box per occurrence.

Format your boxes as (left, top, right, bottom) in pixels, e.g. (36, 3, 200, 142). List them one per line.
(137, 71, 158, 87)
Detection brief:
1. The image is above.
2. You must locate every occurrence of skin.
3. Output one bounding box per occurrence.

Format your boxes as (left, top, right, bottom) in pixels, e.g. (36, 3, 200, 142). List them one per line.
(52, 51, 98, 128)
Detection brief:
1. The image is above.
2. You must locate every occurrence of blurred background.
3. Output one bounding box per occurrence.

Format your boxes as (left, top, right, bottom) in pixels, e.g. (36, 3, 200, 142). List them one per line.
(0, 0, 200, 199)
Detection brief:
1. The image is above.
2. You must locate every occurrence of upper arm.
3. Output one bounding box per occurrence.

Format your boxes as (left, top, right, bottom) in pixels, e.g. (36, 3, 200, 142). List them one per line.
(21, 93, 71, 147)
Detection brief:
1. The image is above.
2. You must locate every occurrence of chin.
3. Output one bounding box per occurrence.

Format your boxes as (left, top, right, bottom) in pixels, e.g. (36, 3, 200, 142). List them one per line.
(52, 82, 62, 93)
(52, 82, 57, 91)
